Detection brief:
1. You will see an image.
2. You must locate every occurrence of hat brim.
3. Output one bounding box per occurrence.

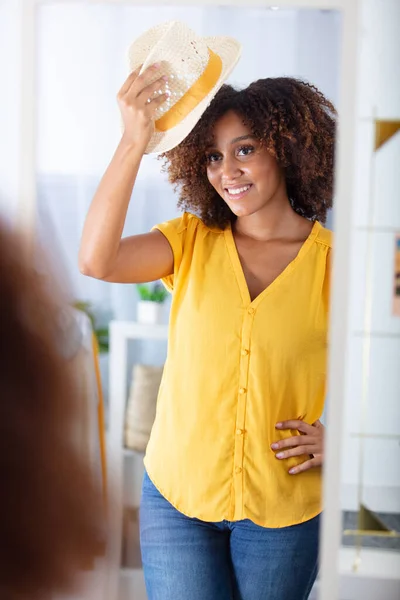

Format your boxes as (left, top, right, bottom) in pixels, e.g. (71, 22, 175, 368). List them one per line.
(129, 34, 242, 155)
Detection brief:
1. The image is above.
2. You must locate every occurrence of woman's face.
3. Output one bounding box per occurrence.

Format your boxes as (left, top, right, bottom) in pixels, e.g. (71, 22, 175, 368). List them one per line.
(206, 111, 286, 218)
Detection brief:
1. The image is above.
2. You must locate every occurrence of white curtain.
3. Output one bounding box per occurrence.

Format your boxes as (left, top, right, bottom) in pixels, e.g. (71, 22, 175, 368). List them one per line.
(36, 3, 340, 323)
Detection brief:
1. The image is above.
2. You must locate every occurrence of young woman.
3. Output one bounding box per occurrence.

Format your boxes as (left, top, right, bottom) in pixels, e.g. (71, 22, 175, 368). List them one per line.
(80, 65, 335, 600)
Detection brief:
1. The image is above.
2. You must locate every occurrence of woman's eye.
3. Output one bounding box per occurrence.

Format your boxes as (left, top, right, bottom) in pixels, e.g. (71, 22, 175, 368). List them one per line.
(237, 145, 254, 157)
(206, 152, 221, 164)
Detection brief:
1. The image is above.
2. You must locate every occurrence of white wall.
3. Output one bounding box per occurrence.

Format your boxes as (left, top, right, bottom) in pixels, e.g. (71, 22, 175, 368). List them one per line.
(296, 9, 342, 107)
(0, 0, 24, 223)
(341, 0, 400, 513)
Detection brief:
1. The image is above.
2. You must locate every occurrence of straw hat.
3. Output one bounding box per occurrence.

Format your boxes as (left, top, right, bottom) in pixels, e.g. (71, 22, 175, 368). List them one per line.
(127, 21, 242, 154)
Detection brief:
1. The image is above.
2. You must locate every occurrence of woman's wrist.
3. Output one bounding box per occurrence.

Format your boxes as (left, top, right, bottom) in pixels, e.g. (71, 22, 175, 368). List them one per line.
(119, 133, 147, 157)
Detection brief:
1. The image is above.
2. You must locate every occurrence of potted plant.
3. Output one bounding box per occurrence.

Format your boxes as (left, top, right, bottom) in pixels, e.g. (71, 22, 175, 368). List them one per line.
(73, 301, 109, 353)
(136, 282, 168, 325)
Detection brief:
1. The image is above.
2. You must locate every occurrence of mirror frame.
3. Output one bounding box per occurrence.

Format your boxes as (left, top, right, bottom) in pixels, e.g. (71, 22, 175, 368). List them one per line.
(18, 1, 361, 598)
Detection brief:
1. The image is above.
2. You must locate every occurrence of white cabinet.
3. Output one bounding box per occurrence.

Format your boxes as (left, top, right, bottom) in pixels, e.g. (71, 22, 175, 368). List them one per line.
(106, 321, 168, 600)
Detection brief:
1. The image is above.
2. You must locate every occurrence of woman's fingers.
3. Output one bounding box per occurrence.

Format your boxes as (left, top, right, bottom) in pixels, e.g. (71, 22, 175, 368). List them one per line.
(274, 445, 316, 459)
(117, 65, 142, 98)
(127, 63, 162, 99)
(118, 63, 162, 101)
(271, 418, 325, 474)
(147, 92, 170, 108)
(275, 419, 315, 434)
(288, 456, 322, 475)
(116, 65, 169, 147)
(271, 435, 317, 451)
(137, 76, 169, 105)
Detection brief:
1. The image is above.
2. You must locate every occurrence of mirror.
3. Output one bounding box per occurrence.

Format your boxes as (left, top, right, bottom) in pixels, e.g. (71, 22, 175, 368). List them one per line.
(28, 2, 400, 600)
(35, 6, 342, 598)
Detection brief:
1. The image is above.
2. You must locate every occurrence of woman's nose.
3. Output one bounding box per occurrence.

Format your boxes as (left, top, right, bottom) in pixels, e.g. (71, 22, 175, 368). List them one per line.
(221, 156, 242, 181)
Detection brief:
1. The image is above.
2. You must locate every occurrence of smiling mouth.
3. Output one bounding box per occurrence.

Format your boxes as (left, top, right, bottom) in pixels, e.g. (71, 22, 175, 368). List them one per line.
(224, 184, 253, 200)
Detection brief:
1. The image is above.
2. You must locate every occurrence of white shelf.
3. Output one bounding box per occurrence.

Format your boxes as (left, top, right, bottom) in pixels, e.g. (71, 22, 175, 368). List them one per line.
(107, 320, 168, 600)
(109, 320, 168, 341)
(123, 447, 145, 459)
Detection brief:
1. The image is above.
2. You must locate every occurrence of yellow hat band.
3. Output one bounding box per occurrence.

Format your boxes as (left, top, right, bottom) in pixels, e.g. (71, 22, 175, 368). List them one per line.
(155, 48, 223, 133)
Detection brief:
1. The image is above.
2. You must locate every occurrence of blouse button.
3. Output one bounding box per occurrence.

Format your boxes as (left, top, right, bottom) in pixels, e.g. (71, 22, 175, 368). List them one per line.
(235, 467, 242, 474)
(241, 348, 249, 356)
(236, 429, 244, 435)
(247, 307, 255, 315)
(239, 387, 246, 395)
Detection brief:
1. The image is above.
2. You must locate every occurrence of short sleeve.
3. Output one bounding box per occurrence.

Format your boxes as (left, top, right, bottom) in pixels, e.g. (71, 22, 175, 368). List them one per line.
(151, 212, 197, 292)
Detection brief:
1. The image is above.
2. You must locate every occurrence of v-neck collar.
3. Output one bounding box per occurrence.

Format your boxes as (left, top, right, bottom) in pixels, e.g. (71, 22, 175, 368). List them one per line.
(224, 220, 321, 308)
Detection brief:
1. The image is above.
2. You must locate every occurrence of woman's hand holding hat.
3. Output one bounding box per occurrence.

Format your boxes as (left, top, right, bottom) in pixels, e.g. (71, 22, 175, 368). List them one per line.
(126, 21, 241, 154)
(117, 64, 170, 149)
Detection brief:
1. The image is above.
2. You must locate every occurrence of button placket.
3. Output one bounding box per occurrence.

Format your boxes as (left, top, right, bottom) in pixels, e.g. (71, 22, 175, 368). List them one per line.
(232, 306, 254, 520)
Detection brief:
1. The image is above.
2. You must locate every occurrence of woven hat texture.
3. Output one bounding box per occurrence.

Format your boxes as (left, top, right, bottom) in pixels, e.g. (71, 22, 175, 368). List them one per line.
(127, 21, 241, 154)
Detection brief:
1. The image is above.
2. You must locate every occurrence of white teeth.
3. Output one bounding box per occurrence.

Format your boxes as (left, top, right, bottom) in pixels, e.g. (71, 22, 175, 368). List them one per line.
(227, 185, 251, 195)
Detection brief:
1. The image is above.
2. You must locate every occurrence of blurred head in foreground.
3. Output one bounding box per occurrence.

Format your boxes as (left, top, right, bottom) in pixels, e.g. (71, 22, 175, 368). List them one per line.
(0, 221, 104, 599)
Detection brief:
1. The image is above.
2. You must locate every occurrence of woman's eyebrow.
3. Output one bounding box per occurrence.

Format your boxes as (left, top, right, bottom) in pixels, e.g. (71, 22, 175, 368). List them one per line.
(230, 134, 257, 145)
(206, 134, 257, 150)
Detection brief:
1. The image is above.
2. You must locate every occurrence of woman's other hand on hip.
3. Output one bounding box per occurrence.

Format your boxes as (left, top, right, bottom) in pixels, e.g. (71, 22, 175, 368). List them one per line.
(271, 419, 325, 475)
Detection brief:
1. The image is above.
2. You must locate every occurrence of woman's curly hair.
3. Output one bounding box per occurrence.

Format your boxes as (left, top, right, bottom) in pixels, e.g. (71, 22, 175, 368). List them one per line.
(161, 77, 336, 228)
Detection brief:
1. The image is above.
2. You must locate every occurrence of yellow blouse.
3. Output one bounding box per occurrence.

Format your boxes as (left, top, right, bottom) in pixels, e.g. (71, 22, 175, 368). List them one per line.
(144, 212, 332, 528)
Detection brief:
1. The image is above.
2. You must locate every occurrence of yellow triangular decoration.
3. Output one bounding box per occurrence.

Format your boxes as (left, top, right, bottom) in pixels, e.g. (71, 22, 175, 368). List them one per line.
(375, 120, 400, 150)
(343, 503, 400, 538)
(358, 503, 390, 532)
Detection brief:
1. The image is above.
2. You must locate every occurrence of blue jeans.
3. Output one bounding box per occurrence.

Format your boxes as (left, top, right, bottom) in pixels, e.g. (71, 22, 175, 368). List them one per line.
(140, 471, 320, 600)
